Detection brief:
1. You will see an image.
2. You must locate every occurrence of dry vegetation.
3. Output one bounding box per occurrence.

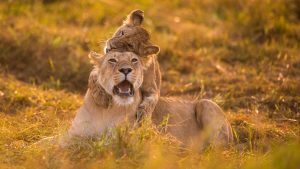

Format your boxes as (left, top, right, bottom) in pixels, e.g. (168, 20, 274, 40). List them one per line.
(0, 0, 299, 168)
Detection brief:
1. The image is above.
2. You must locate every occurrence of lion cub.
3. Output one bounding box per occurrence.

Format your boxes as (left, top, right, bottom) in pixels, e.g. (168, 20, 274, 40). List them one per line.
(90, 10, 161, 121)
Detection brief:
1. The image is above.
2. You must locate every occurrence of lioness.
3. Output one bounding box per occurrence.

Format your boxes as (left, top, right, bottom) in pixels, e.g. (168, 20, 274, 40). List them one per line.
(89, 10, 161, 121)
(69, 51, 233, 148)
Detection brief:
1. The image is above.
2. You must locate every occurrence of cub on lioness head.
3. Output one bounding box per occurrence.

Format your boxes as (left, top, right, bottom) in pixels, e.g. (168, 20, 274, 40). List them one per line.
(68, 51, 233, 150)
(90, 10, 161, 121)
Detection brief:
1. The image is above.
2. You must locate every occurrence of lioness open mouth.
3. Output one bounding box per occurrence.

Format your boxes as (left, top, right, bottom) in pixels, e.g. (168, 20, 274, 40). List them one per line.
(113, 80, 134, 97)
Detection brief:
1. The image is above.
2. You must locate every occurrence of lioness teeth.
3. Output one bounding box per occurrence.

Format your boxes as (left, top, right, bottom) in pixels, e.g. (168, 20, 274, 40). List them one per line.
(113, 80, 134, 96)
(118, 87, 131, 93)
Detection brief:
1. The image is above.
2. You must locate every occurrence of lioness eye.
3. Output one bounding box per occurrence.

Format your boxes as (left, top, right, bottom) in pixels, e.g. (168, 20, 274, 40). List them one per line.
(121, 31, 124, 35)
(131, 58, 138, 63)
(108, 58, 117, 63)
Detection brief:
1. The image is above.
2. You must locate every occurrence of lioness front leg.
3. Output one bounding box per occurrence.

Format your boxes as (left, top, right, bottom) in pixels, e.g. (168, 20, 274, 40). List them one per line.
(195, 99, 233, 147)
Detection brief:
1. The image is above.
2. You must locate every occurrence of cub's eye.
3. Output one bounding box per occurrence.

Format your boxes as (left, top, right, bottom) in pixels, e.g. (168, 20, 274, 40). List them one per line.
(131, 58, 138, 63)
(108, 58, 117, 64)
(118, 31, 124, 37)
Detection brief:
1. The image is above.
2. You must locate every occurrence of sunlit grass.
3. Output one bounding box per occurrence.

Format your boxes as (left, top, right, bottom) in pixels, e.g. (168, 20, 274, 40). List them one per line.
(0, 70, 298, 168)
(0, 0, 299, 168)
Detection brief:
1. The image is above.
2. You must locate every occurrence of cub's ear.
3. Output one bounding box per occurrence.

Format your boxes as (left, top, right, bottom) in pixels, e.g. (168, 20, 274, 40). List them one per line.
(142, 45, 160, 56)
(125, 9, 144, 26)
(89, 51, 103, 64)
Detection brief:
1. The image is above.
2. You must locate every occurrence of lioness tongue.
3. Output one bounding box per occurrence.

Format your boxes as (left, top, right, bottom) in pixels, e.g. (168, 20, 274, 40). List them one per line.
(118, 81, 131, 93)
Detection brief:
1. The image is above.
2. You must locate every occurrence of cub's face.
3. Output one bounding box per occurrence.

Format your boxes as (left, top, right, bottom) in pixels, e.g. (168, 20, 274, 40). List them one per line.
(91, 51, 143, 105)
(104, 10, 160, 57)
(105, 25, 150, 54)
(104, 9, 148, 54)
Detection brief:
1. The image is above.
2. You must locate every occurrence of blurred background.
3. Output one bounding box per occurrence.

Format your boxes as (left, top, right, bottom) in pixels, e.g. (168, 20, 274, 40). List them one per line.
(1, 0, 299, 119)
(0, 0, 299, 168)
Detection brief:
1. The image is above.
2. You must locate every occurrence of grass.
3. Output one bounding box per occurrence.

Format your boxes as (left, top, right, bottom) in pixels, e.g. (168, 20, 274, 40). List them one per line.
(0, 0, 299, 168)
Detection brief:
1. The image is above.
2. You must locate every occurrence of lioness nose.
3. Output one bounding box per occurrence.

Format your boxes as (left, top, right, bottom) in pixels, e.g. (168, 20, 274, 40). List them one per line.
(119, 68, 132, 75)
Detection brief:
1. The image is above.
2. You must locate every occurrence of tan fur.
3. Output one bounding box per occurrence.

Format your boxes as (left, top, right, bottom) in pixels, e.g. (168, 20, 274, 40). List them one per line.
(97, 9, 161, 120)
(69, 52, 233, 149)
(152, 98, 233, 148)
(105, 10, 160, 57)
(69, 52, 143, 137)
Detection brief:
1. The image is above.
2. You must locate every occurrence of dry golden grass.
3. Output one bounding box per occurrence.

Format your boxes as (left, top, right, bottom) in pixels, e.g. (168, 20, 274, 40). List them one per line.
(0, 0, 299, 168)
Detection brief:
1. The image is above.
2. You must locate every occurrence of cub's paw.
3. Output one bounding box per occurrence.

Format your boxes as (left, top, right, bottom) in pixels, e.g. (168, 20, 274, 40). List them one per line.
(135, 107, 148, 122)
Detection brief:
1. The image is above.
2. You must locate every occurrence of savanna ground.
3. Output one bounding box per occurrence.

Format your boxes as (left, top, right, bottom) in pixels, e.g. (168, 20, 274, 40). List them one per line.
(0, 0, 300, 168)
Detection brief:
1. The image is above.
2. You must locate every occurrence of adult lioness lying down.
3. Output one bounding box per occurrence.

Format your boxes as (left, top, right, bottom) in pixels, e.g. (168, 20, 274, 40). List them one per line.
(68, 51, 233, 148)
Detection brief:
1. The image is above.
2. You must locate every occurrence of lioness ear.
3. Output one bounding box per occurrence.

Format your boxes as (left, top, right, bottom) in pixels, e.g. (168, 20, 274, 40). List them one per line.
(125, 9, 144, 26)
(89, 51, 103, 64)
(142, 45, 160, 56)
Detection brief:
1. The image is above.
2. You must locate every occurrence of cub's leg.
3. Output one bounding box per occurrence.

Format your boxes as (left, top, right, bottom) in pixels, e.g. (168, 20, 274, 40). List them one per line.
(136, 90, 159, 121)
(136, 57, 161, 122)
(195, 99, 233, 147)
